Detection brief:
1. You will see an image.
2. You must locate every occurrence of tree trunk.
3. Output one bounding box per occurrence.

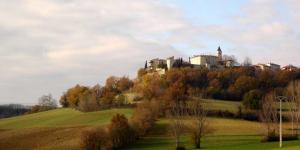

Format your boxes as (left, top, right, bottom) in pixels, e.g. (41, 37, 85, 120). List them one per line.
(196, 140, 200, 149)
(176, 135, 180, 148)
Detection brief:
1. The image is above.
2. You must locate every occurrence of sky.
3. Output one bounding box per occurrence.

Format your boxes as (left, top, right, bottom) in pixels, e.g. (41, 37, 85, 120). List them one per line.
(0, 0, 300, 104)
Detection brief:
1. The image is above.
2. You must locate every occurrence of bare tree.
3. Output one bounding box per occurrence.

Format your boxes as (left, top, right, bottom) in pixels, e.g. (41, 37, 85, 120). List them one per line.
(38, 94, 57, 108)
(260, 92, 278, 137)
(168, 102, 186, 149)
(243, 57, 252, 66)
(187, 100, 211, 149)
(286, 80, 300, 136)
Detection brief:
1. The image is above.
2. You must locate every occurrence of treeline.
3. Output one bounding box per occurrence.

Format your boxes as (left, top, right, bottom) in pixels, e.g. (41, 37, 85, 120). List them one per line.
(0, 104, 30, 118)
(135, 67, 300, 102)
(60, 66, 300, 111)
(60, 76, 134, 111)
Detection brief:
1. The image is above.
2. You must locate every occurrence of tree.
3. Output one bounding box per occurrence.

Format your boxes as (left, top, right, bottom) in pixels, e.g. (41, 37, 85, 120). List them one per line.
(117, 76, 133, 92)
(223, 55, 238, 65)
(135, 73, 166, 100)
(131, 100, 159, 137)
(137, 68, 147, 78)
(108, 114, 135, 149)
(286, 80, 300, 136)
(260, 92, 278, 137)
(59, 93, 69, 107)
(233, 76, 258, 99)
(243, 89, 264, 110)
(187, 100, 211, 148)
(243, 57, 252, 66)
(62, 85, 91, 107)
(145, 61, 148, 69)
(81, 127, 111, 150)
(38, 94, 57, 108)
(168, 102, 186, 149)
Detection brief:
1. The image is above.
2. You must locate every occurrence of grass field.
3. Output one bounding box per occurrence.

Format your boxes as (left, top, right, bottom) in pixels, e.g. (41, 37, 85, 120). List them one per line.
(0, 108, 133, 150)
(124, 119, 300, 150)
(0, 100, 300, 150)
(200, 99, 241, 112)
(0, 108, 133, 129)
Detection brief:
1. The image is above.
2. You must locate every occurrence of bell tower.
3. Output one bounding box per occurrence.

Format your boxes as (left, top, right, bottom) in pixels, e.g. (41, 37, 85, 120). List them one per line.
(217, 46, 222, 61)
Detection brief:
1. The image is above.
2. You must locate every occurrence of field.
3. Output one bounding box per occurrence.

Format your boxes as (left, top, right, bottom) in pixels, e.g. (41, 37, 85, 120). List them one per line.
(0, 108, 133, 150)
(0, 100, 300, 150)
(125, 119, 300, 150)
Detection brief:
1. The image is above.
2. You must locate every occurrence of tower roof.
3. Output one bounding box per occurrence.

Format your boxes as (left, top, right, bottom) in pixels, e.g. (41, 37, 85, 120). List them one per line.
(217, 46, 222, 52)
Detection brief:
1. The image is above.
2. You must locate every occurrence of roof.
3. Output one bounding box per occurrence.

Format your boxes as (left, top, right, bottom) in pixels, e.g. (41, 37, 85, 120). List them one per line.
(191, 55, 218, 58)
(217, 46, 222, 52)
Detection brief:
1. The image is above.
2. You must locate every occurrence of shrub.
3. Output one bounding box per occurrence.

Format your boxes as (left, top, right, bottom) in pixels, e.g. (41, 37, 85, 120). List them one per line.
(241, 110, 259, 121)
(131, 101, 159, 137)
(262, 133, 298, 142)
(108, 114, 136, 149)
(175, 146, 186, 150)
(81, 127, 111, 150)
(243, 89, 263, 110)
(28, 105, 55, 114)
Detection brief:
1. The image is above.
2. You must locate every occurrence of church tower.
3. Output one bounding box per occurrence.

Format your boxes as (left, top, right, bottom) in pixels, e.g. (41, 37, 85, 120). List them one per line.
(217, 46, 222, 61)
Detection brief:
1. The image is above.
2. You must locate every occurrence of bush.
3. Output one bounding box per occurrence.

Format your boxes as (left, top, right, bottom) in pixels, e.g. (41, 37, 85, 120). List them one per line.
(241, 110, 259, 121)
(81, 127, 111, 150)
(108, 114, 136, 149)
(243, 89, 263, 110)
(131, 101, 159, 137)
(28, 105, 55, 114)
(207, 110, 236, 118)
(175, 146, 186, 150)
(262, 134, 298, 142)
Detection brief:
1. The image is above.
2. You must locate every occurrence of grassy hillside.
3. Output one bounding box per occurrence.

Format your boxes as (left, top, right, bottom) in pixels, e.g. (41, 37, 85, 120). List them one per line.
(0, 108, 133, 150)
(0, 108, 133, 129)
(201, 99, 241, 112)
(125, 118, 300, 150)
(0, 101, 299, 150)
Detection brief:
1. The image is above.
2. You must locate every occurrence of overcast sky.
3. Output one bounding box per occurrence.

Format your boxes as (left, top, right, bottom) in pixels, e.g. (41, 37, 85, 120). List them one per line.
(0, 0, 300, 104)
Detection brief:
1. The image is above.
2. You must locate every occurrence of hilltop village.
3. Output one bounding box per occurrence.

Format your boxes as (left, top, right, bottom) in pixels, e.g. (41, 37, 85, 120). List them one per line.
(146, 46, 298, 74)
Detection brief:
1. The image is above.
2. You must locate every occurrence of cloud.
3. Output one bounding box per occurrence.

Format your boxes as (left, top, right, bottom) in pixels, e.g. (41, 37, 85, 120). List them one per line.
(198, 0, 300, 65)
(0, 0, 187, 104)
(0, 0, 300, 104)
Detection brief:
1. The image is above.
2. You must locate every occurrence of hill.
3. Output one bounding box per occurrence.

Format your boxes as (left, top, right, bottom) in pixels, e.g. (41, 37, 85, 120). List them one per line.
(0, 108, 133, 150)
(0, 108, 133, 129)
(0, 101, 299, 150)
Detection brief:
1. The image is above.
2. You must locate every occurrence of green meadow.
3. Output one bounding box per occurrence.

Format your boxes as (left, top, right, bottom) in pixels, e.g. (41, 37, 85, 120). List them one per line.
(0, 100, 299, 150)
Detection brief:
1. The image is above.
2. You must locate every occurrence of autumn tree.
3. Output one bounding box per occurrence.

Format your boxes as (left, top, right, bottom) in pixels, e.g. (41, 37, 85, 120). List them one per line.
(81, 127, 111, 150)
(231, 76, 258, 99)
(131, 100, 160, 137)
(108, 114, 136, 149)
(134, 73, 166, 100)
(60, 84, 91, 107)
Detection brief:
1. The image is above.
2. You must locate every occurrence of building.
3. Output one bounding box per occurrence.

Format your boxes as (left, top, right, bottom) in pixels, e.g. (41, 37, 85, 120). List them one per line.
(190, 46, 234, 69)
(146, 46, 235, 74)
(166, 56, 175, 70)
(148, 58, 166, 70)
(254, 63, 281, 71)
(190, 55, 218, 69)
(282, 65, 298, 71)
(266, 63, 280, 71)
(254, 64, 269, 70)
